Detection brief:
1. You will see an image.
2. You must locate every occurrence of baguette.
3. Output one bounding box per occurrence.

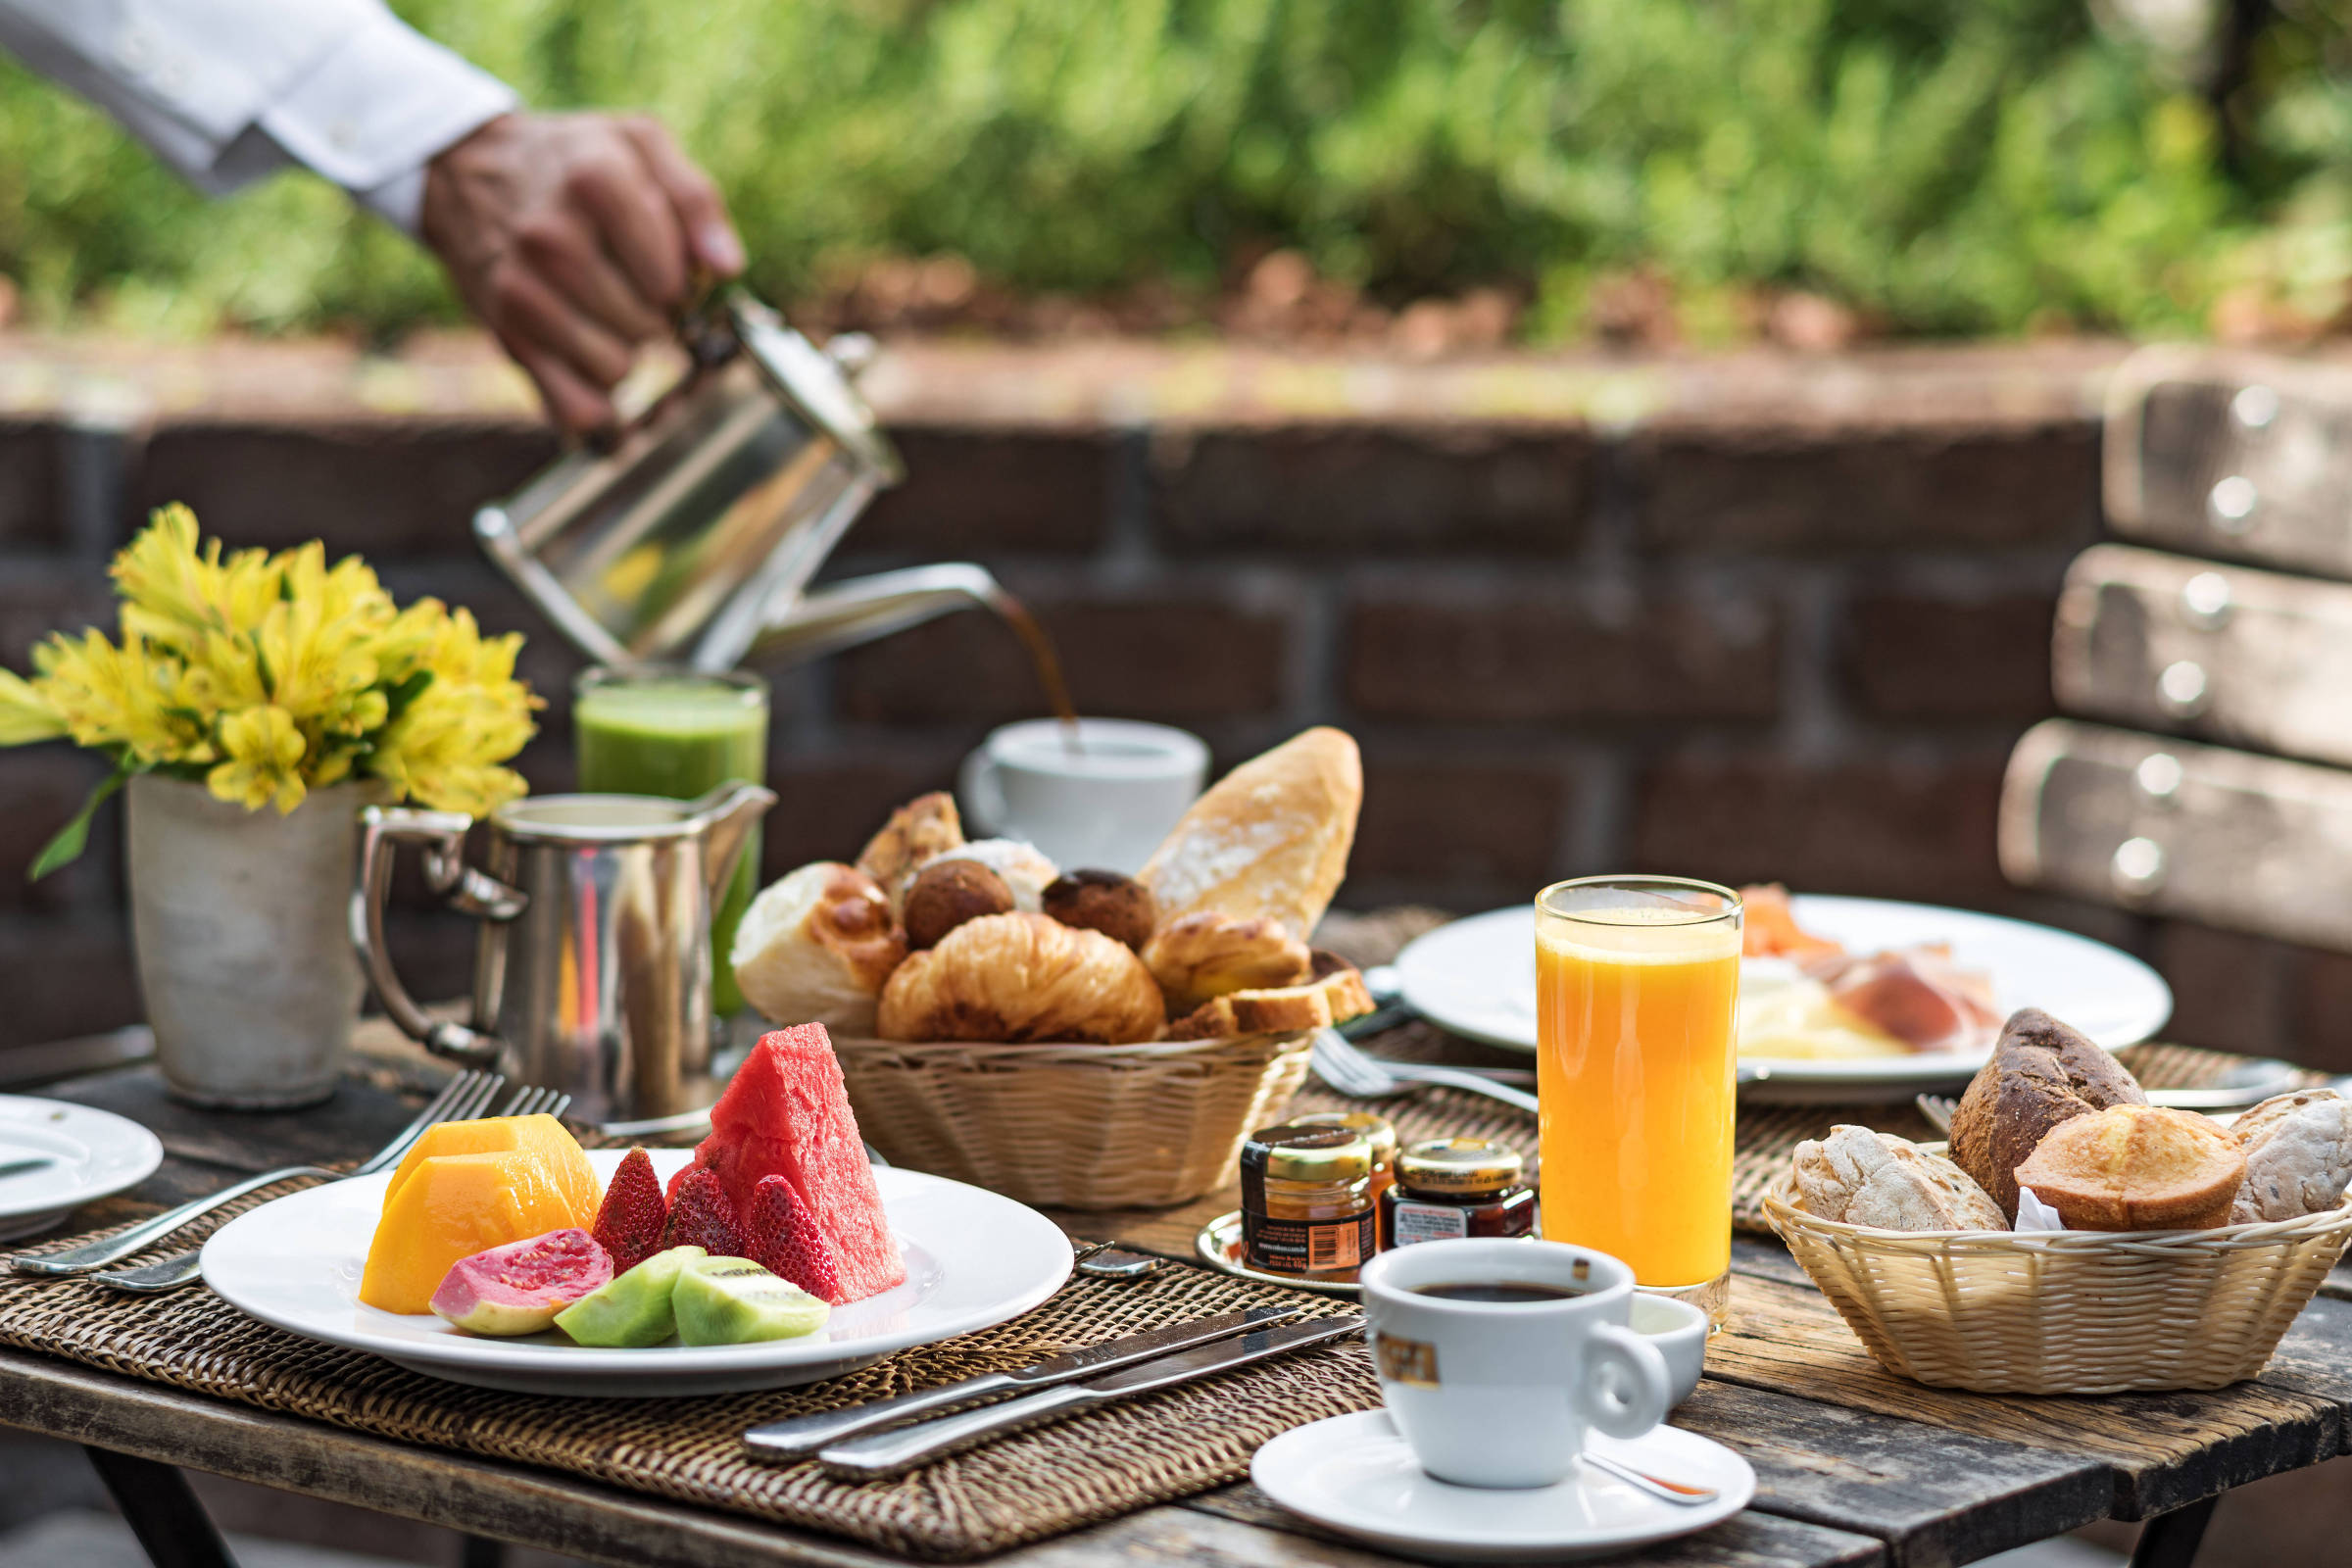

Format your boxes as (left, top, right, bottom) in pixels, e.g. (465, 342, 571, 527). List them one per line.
(1140, 727, 1361, 941)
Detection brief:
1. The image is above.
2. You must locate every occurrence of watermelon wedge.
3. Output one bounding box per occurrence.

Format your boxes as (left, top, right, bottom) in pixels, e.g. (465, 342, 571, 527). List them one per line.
(690, 1024, 906, 1302)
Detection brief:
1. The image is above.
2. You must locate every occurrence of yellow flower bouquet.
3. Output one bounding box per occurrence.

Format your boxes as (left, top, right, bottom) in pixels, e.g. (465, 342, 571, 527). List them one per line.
(0, 505, 540, 876)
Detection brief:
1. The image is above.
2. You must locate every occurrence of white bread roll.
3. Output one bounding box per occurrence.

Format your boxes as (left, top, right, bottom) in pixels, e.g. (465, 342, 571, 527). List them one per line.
(732, 862, 907, 1035)
(1140, 727, 1360, 941)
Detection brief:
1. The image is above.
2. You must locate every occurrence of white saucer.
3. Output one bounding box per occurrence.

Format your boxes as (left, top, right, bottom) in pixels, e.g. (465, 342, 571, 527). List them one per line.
(0, 1096, 166, 1243)
(1251, 1409, 1753, 1563)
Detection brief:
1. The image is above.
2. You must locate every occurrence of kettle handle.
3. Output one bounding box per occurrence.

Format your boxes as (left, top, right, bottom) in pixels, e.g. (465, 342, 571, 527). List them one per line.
(350, 806, 523, 1069)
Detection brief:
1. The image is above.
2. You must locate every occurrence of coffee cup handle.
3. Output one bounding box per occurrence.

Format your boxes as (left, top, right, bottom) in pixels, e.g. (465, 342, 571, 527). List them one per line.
(1575, 1323, 1672, 1440)
(958, 748, 1007, 835)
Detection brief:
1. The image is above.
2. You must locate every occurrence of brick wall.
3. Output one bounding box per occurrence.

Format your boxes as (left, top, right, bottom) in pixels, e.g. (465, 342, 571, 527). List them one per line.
(4, 334, 2343, 1071)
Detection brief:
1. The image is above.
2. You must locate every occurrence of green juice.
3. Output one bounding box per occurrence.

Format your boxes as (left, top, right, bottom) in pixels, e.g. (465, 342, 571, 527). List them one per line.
(573, 671, 769, 1017)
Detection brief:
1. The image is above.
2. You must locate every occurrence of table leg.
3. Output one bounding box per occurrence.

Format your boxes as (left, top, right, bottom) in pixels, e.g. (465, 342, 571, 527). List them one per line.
(2129, 1494, 2219, 1568)
(81, 1446, 238, 1568)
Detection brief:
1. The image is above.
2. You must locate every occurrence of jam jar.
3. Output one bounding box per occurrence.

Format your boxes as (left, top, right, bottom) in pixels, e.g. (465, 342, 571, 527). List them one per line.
(1239, 1122, 1378, 1280)
(1290, 1111, 1398, 1207)
(1380, 1137, 1537, 1248)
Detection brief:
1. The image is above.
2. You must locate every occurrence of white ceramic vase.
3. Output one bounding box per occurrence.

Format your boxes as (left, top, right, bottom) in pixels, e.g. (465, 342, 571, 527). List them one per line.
(126, 773, 383, 1107)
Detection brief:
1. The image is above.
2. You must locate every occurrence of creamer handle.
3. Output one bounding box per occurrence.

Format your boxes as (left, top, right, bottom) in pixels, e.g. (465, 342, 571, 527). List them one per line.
(350, 806, 517, 1067)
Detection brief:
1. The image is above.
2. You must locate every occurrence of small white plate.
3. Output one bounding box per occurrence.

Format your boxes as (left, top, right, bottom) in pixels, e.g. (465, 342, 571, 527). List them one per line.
(1252, 1409, 1754, 1562)
(203, 1149, 1072, 1396)
(1393, 896, 2172, 1100)
(0, 1096, 165, 1243)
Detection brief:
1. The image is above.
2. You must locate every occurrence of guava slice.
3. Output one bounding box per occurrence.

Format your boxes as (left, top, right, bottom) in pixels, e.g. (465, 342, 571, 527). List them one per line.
(673, 1255, 831, 1346)
(553, 1245, 707, 1348)
(429, 1228, 612, 1337)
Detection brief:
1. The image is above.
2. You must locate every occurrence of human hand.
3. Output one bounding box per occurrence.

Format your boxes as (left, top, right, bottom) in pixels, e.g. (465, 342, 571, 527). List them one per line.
(420, 113, 743, 435)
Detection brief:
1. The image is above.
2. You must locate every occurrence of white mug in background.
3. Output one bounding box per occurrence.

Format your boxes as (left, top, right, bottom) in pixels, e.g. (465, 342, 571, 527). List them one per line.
(956, 718, 1208, 873)
(1359, 1238, 1672, 1490)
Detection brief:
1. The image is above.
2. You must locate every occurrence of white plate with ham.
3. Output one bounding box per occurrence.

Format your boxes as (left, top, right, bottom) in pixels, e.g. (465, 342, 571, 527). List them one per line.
(1394, 895, 2172, 1101)
(202, 1149, 1074, 1396)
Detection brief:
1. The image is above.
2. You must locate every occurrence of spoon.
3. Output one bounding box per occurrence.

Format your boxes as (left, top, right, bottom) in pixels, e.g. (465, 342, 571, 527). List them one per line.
(1582, 1450, 1720, 1505)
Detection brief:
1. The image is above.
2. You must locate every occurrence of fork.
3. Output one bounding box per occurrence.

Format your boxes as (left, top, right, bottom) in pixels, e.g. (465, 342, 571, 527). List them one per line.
(12, 1070, 505, 1279)
(1310, 1028, 1541, 1116)
(91, 1084, 572, 1296)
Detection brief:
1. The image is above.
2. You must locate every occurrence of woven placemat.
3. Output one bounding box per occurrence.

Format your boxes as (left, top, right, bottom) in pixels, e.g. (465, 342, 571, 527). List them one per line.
(3, 1198, 1369, 1561)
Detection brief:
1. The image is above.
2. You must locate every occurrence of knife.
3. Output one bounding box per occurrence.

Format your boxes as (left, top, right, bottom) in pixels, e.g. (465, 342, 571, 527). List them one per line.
(743, 1304, 1303, 1461)
(815, 1315, 1362, 1479)
(0, 1158, 53, 1180)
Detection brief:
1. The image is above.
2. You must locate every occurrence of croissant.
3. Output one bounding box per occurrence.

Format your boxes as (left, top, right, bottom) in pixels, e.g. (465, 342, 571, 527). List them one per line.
(877, 912, 1166, 1045)
(1143, 911, 1313, 1014)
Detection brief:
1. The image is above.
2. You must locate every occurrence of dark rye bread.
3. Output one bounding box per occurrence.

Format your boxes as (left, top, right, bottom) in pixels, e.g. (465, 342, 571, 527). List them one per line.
(1948, 1008, 2146, 1220)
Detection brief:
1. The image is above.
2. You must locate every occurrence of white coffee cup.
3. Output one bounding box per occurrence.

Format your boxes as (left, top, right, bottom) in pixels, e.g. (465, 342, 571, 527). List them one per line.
(1359, 1238, 1672, 1489)
(957, 718, 1208, 873)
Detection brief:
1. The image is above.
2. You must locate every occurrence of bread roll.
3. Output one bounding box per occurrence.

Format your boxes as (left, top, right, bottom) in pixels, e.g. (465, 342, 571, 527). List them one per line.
(732, 863, 907, 1035)
(2014, 1104, 2246, 1231)
(1948, 1008, 2146, 1220)
(1042, 870, 1157, 952)
(915, 838, 1057, 913)
(877, 911, 1165, 1045)
(1143, 911, 1313, 1014)
(856, 792, 963, 894)
(2231, 1089, 2352, 1222)
(1141, 727, 1360, 941)
(1163, 964, 1376, 1042)
(1791, 1125, 2007, 1232)
(904, 859, 1015, 950)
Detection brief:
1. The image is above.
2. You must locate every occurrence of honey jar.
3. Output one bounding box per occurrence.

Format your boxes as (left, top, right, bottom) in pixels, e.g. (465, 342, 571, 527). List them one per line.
(1380, 1137, 1537, 1248)
(1289, 1111, 1398, 1233)
(1239, 1123, 1378, 1280)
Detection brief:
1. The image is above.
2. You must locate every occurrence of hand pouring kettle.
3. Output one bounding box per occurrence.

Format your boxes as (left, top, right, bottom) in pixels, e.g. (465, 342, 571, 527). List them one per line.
(474, 288, 1007, 671)
(350, 784, 774, 1125)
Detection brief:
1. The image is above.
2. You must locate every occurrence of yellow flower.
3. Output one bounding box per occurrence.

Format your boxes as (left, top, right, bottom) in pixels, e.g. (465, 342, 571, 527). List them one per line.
(113, 504, 281, 648)
(208, 705, 310, 813)
(32, 628, 210, 765)
(0, 669, 66, 745)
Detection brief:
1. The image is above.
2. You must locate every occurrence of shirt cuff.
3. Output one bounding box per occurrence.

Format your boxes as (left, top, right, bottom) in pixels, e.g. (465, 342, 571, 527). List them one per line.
(256, 6, 516, 234)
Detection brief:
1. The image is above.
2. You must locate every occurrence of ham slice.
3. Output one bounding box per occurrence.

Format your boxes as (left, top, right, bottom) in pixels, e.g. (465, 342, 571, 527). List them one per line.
(1800, 944, 1999, 1054)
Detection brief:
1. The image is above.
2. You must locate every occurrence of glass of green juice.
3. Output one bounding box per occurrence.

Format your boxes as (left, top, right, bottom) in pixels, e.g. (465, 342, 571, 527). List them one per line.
(573, 667, 769, 1017)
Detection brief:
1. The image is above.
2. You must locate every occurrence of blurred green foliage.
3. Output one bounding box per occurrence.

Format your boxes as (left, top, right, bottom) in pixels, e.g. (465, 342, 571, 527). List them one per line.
(0, 0, 2343, 341)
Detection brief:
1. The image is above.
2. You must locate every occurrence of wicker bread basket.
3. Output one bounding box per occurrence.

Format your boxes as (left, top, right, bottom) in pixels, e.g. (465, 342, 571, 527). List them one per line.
(1762, 1164, 2352, 1394)
(832, 1030, 1315, 1208)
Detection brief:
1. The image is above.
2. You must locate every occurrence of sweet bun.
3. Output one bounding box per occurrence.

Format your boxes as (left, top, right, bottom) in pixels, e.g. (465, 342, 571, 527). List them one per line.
(1141, 727, 1360, 941)
(904, 859, 1015, 950)
(876, 912, 1164, 1045)
(2230, 1089, 2352, 1222)
(1042, 870, 1157, 952)
(917, 839, 1057, 913)
(1948, 1008, 2146, 1220)
(1163, 964, 1375, 1042)
(732, 862, 907, 1035)
(1143, 911, 1313, 1014)
(2014, 1104, 2246, 1231)
(1791, 1125, 2007, 1232)
(857, 792, 963, 894)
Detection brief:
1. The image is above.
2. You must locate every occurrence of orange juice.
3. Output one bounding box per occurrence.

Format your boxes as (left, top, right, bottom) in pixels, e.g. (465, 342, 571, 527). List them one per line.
(1535, 879, 1741, 1291)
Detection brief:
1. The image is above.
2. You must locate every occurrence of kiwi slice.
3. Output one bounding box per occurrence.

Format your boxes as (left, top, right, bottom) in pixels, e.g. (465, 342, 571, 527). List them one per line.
(554, 1245, 707, 1348)
(672, 1256, 831, 1346)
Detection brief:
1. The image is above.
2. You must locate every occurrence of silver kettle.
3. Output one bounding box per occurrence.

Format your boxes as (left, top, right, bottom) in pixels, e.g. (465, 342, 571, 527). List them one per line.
(473, 290, 1005, 671)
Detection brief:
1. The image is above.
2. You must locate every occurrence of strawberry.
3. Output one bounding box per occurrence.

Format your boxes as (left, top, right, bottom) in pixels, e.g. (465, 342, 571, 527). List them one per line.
(745, 1174, 846, 1303)
(589, 1148, 668, 1273)
(661, 1165, 746, 1257)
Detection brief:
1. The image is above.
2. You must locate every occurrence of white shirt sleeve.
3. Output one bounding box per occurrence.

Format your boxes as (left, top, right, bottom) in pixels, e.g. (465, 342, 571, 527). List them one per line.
(0, 0, 515, 233)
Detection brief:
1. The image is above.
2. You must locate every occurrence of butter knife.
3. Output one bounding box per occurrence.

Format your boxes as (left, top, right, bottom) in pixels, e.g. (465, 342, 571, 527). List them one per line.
(816, 1315, 1362, 1479)
(743, 1304, 1303, 1461)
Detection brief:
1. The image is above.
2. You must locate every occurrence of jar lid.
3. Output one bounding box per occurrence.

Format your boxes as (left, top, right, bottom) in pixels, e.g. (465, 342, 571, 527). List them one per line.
(1242, 1123, 1373, 1183)
(1289, 1111, 1398, 1159)
(1396, 1137, 1525, 1196)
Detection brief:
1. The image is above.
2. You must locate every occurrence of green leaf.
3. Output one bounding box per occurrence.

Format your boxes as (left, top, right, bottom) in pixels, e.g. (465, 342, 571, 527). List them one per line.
(28, 761, 133, 881)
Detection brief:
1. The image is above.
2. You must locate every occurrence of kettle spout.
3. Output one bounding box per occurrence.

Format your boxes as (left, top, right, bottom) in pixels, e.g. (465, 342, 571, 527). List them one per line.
(746, 563, 1004, 668)
(684, 781, 778, 901)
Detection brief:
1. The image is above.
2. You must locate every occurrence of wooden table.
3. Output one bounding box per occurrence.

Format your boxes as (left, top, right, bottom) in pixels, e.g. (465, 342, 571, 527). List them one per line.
(5, 1048, 2348, 1568)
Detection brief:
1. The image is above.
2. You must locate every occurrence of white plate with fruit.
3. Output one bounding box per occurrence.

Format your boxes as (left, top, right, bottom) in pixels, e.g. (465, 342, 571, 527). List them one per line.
(202, 1028, 1073, 1396)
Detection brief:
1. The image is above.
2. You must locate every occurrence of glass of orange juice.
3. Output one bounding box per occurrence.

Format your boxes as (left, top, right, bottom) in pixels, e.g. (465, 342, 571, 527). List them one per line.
(1535, 876, 1742, 1324)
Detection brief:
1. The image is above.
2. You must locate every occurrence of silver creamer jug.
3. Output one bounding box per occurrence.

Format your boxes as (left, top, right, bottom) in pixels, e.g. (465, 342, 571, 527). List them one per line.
(350, 783, 774, 1125)
(474, 289, 1008, 672)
